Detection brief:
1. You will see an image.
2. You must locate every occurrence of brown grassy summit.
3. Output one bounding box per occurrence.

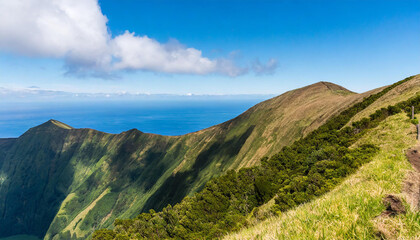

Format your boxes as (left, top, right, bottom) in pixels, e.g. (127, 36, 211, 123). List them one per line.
(25, 119, 73, 133)
(196, 80, 373, 169)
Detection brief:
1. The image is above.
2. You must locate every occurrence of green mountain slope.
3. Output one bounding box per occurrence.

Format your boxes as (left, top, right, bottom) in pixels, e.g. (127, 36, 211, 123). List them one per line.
(90, 75, 419, 239)
(0, 81, 387, 239)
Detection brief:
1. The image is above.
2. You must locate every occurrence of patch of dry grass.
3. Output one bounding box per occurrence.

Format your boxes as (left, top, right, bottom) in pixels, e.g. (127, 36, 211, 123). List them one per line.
(63, 188, 110, 237)
(50, 120, 73, 129)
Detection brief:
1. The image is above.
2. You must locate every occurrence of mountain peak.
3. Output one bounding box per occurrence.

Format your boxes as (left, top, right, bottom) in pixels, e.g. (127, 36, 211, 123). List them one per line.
(36, 119, 73, 130)
(256, 81, 354, 109)
(306, 81, 354, 94)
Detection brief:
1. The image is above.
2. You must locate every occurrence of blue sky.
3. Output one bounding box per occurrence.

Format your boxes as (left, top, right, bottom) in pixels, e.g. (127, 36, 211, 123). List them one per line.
(0, 0, 419, 95)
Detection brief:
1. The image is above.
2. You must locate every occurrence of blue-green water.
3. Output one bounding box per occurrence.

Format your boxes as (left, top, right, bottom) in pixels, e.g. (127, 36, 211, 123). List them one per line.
(0, 98, 268, 138)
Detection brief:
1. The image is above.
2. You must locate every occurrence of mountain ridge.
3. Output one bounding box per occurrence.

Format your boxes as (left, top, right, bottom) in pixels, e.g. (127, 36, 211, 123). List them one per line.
(0, 79, 400, 239)
(24, 81, 354, 138)
(91, 74, 420, 239)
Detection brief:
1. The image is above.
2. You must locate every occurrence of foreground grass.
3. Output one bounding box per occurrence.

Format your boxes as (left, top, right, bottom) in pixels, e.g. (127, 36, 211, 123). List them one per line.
(224, 113, 420, 240)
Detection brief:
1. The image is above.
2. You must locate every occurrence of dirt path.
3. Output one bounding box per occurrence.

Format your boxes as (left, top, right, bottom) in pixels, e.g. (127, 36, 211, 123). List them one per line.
(406, 145, 420, 172)
(407, 145, 420, 172)
(404, 145, 420, 210)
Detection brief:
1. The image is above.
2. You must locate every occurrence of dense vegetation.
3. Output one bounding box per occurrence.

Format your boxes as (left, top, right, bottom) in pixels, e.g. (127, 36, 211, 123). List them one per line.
(92, 76, 418, 239)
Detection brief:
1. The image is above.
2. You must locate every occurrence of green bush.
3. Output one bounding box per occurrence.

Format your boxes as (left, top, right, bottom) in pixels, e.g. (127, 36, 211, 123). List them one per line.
(92, 229, 116, 240)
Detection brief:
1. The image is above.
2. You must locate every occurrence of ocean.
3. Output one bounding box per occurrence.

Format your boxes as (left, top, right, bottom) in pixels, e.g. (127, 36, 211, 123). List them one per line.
(0, 98, 268, 138)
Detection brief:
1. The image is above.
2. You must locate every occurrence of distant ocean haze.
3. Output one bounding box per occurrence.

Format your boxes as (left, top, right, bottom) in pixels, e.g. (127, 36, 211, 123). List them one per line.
(0, 98, 269, 138)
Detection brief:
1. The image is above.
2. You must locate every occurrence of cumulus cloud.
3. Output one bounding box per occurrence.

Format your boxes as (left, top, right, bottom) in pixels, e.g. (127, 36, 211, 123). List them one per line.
(111, 32, 217, 75)
(0, 0, 249, 77)
(0, 0, 111, 72)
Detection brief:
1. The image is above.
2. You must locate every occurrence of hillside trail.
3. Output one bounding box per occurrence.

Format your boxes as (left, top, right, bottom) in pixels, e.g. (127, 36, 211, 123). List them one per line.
(404, 144, 420, 210)
(406, 144, 420, 172)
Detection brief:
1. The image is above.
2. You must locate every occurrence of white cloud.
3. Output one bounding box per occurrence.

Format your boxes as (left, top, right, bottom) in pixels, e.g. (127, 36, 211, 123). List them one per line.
(111, 32, 217, 74)
(0, 0, 110, 71)
(0, 0, 250, 77)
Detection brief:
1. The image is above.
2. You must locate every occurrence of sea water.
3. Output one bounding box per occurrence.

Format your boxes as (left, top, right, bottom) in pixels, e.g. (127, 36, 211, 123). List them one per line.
(0, 98, 269, 138)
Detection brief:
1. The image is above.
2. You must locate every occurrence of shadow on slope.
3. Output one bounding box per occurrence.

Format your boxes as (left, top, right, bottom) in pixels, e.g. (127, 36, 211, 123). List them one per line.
(143, 125, 255, 211)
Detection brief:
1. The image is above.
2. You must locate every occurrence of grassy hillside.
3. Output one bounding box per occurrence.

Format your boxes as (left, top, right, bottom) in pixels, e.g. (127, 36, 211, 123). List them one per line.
(225, 75, 420, 239)
(225, 113, 420, 239)
(349, 74, 420, 124)
(212, 81, 369, 169)
(91, 76, 418, 239)
(0, 81, 367, 239)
